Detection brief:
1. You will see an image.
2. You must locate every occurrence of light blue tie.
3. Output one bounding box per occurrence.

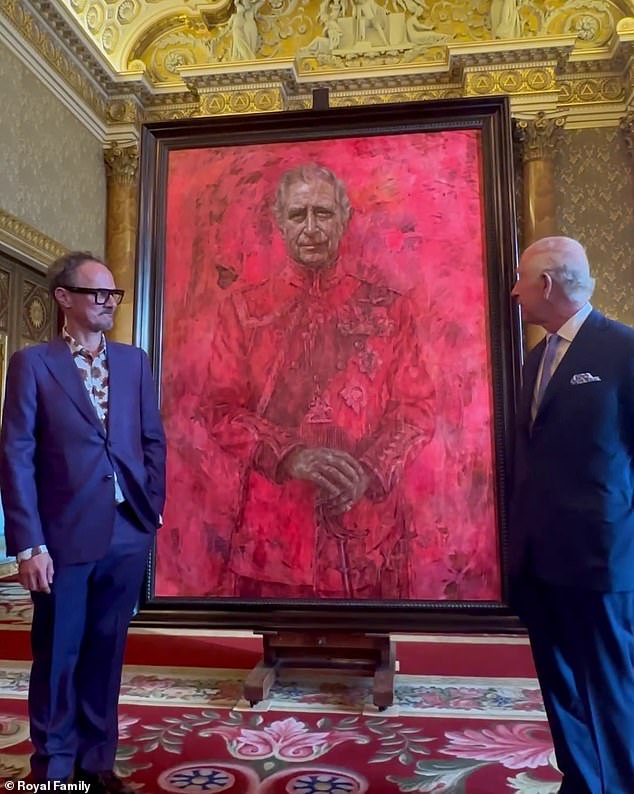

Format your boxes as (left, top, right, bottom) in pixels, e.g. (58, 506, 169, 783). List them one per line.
(536, 333, 561, 406)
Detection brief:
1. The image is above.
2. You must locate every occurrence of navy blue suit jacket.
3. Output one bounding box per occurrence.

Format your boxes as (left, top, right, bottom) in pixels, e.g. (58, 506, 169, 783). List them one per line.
(0, 338, 166, 566)
(510, 310, 634, 591)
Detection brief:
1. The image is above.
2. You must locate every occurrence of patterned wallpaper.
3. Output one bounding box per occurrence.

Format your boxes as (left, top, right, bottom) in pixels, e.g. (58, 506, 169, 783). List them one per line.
(555, 127, 634, 327)
(0, 43, 106, 256)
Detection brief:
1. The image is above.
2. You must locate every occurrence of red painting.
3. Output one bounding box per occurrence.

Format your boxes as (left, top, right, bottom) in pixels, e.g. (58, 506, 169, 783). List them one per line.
(152, 127, 502, 603)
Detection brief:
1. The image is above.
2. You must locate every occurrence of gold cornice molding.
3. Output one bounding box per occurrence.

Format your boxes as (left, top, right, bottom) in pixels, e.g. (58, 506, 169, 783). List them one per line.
(104, 142, 140, 185)
(0, 0, 109, 122)
(514, 111, 567, 163)
(3, 2, 634, 133)
(0, 209, 66, 268)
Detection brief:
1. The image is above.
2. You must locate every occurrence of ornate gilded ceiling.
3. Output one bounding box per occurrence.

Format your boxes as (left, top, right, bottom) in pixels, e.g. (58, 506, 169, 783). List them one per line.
(52, 0, 634, 77)
(2, 0, 634, 134)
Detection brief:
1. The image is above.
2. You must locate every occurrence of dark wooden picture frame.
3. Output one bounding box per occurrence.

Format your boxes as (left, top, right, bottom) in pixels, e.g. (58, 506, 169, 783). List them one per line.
(134, 96, 522, 633)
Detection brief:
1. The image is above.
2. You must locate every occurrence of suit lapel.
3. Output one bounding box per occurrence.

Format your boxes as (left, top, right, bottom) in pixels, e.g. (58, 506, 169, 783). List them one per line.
(536, 309, 602, 417)
(106, 342, 127, 439)
(43, 338, 106, 437)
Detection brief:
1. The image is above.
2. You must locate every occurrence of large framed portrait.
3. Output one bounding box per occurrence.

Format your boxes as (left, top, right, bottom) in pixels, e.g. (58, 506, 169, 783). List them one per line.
(135, 96, 521, 632)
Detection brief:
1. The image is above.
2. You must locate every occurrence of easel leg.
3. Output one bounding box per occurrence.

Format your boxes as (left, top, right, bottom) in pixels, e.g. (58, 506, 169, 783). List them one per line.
(373, 637, 396, 710)
(243, 660, 279, 707)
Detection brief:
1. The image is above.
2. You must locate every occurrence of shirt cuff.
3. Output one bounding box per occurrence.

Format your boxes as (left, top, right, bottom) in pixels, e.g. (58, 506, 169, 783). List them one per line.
(17, 545, 48, 562)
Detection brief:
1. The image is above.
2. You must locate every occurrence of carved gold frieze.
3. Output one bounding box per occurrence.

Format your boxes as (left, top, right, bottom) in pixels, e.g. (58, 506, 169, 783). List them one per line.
(197, 85, 284, 115)
(329, 84, 463, 107)
(286, 95, 314, 110)
(559, 75, 625, 104)
(107, 97, 143, 124)
(465, 65, 557, 96)
(144, 104, 199, 121)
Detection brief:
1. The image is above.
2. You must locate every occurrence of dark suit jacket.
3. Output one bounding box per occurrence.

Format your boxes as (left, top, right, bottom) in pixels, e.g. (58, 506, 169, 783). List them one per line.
(0, 337, 166, 566)
(511, 310, 634, 591)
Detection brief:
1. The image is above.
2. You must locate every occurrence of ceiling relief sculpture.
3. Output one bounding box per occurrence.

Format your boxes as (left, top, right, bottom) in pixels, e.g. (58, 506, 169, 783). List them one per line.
(2, 0, 634, 131)
(51, 0, 631, 77)
(122, 0, 629, 81)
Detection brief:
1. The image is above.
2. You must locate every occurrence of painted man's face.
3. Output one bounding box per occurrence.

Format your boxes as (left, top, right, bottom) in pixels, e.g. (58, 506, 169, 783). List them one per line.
(278, 177, 347, 269)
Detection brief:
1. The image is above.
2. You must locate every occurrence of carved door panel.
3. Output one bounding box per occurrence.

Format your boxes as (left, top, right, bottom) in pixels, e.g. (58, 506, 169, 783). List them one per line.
(0, 253, 57, 411)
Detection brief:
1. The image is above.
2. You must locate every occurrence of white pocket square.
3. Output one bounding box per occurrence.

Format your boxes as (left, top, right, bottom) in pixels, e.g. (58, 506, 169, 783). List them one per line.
(570, 372, 601, 385)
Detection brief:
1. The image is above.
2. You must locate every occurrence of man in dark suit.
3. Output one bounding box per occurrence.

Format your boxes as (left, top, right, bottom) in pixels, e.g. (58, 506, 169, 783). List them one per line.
(510, 236, 634, 793)
(0, 252, 166, 792)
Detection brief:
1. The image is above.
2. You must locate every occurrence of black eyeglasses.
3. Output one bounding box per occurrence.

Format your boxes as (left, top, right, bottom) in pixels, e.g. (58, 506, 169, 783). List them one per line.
(59, 286, 125, 305)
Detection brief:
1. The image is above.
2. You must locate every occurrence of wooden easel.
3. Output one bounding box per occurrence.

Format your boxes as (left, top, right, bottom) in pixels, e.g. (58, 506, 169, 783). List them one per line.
(243, 630, 396, 710)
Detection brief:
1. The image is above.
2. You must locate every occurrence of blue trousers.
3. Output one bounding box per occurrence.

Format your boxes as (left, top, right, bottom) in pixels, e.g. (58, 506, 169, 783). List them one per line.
(518, 578, 634, 794)
(29, 505, 150, 781)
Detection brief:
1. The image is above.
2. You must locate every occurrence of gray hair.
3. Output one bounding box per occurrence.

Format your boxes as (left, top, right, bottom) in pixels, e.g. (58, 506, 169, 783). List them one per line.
(273, 164, 352, 227)
(548, 262, 596, 303)
(48, 251, 107, 296)
(526, 236, 595, 304)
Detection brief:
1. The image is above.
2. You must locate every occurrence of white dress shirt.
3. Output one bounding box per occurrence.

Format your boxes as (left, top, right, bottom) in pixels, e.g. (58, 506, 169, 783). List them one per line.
(531, 302, 593, 423)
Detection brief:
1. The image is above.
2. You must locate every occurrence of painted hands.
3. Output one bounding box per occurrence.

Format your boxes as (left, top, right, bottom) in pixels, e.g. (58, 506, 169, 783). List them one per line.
(280, 446, 370, 516)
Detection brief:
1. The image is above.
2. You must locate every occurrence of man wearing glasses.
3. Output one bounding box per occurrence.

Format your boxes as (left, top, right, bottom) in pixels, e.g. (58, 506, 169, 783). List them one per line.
(0, 252, 166, 792)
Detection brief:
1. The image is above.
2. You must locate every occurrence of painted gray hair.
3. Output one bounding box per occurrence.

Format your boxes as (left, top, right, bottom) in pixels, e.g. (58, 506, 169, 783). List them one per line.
(273, 164, 352, 227)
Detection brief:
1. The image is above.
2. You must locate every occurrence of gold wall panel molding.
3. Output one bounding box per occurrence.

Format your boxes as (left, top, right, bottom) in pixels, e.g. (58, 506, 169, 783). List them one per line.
(0, 269, 11, 333)
(0, 209, 66, 267)
(514, 110, 567, 162)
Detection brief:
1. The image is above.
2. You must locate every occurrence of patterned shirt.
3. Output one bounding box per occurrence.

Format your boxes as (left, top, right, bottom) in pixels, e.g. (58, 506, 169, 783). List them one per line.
(62, 326, 109, 424)
(63, 326, 124, 503)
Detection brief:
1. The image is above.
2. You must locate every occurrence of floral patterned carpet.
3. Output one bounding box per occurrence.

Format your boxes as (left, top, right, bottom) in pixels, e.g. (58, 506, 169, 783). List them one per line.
(0, 581, 562, 792)
(0, 693, 562, 793)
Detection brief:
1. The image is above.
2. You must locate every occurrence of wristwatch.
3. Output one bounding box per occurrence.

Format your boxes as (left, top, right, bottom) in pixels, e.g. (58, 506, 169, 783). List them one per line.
(17, 545, 46, 562)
